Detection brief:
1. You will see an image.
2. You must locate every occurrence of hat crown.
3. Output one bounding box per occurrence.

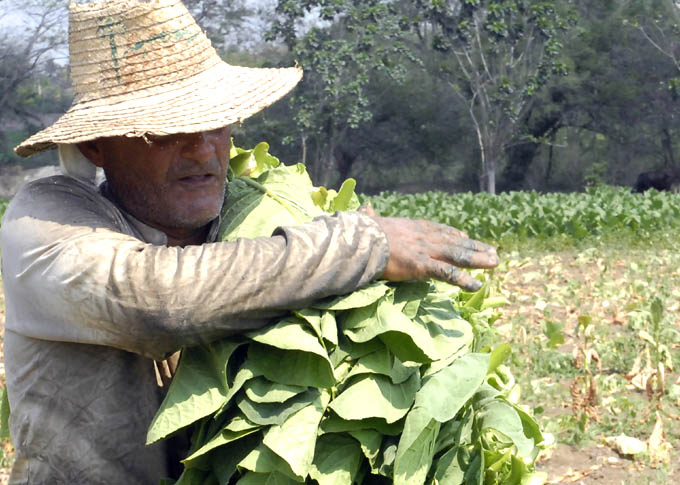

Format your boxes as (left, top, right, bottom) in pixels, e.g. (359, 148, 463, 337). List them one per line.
(69, 0, 219, 103)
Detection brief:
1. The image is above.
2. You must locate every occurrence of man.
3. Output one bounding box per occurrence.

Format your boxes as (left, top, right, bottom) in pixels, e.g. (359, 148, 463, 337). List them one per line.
(0, 1, 498, 483)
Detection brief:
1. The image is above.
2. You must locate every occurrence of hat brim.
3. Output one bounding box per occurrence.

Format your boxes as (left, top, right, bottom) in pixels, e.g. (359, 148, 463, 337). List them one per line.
(15, 62, 302, 157)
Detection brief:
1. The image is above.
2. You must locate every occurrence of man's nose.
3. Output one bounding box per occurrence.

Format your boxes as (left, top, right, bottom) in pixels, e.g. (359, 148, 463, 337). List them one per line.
(179, 132, 214, 163)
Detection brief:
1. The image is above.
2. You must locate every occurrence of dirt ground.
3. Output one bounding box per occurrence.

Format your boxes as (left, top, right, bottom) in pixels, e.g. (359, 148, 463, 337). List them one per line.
(498, 249, 679, 485)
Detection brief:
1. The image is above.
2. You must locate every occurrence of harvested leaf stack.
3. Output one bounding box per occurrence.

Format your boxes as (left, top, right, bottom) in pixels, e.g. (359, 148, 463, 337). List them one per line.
(147, 143, 546, 485)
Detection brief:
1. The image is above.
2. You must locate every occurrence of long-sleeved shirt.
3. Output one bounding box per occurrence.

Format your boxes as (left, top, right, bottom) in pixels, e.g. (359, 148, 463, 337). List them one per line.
(0, 170, 389, 484)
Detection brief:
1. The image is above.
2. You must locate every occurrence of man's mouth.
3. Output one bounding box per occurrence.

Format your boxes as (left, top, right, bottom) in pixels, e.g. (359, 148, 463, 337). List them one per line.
(177, 174, 217, 186)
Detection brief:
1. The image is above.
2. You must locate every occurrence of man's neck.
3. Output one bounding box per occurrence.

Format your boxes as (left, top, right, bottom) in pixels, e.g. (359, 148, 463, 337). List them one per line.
(165, 225, 211, 247)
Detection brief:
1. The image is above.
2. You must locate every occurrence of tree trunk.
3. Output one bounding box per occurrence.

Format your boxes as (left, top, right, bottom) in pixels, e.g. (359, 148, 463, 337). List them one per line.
(487, 162, 496, 195)
(301, 134, 307, 167)
(480, 159, 497, 194)
(661, 125, 675, 168)
(501, 113, 561, 191)
(334, 144, 358, 186)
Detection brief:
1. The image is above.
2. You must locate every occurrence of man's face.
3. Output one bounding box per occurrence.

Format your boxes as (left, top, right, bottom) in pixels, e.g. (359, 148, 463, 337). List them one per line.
(80, 126, 231, 238)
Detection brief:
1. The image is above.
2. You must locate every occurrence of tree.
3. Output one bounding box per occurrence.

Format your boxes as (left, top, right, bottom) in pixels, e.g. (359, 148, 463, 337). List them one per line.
(413, 0, 575, 193)
(183, 0, 258, 52)
(266, 0, 414, 186)
(535, 0, 680, 189)
(0, 0, 68, 164)
(0, 0, 67, 123)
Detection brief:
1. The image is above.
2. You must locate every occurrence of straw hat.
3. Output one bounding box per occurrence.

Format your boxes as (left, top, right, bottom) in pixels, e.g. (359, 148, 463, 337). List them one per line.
(15, 0, 303, 157)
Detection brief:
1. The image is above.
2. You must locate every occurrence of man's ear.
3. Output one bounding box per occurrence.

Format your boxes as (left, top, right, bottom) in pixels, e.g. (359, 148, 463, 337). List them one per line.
(76, 140, 105, 168)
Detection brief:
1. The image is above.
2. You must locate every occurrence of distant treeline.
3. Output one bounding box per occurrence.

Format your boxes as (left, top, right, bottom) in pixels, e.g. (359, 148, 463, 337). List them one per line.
(2, 0, 680, 194)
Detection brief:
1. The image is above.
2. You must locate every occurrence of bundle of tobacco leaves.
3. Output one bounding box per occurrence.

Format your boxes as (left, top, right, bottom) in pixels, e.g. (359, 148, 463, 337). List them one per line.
(147, 142, 546, 485)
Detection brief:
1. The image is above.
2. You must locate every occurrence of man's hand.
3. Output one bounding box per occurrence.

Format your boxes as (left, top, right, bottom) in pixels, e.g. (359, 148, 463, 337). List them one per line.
(370, 215, 499, 292)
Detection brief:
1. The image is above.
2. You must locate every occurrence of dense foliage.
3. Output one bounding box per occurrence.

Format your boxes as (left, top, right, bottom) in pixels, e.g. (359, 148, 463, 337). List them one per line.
(4, 1, 680, 193)
(362, 186, 680, 242)
(148, 145, 545, 484)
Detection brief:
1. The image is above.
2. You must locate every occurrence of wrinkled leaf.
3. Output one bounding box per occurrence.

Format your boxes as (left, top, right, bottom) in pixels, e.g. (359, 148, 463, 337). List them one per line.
(263, 391, 330, 478)
(309, 433, 363, 485)
(147, 341, 244, 444)
(415, 353, 490, 422)
(248, 343, 334, 389)
(329, 373, 420, 424)
(312, 282, 391, 311)
(244, 377, 306, 404)
(237, 389, 320, 426)
(394, 407, 440, 485)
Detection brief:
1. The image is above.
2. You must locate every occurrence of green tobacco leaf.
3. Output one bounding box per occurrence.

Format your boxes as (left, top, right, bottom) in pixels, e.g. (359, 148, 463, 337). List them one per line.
(211, 432, 262, 484)
(650, 297, 664, 325)
(263, 391, 330, 479)
(228, 142, 280, 178)
(248, 344, 335, 389)
(183, 426, 261, 466)
(236, 471, 299, 485)
(237, 389, 320, 426)
(414, 353, 490, 422)
(295, 309, 338, 347)
(543, 321, 565, 348)
(344, 347, 416, 384)
(432, 446, 465, 485)
(175, 467, 213, 485)
(220, 164, 323, 241)
(344, 297, 469, 363)
(489, 344, 512, 374)
(320, 413, 404, 436)
(377, 437, 399, 477)
(329, 372, 419, 423)
(293, 309, 324, 341)
(311, 282, 391, 310)
(337, 336, 383, 360)
(330, 178, 359, 212)
(247, 316, 326, 354)
(393, 280, 430, 318)
(310, 186, 330, 210)
(513, 405, 544, 454)
(479, 400, 535, 459)
(320, 311, 338, 346)
(251, 142, 282, 176)
(348, 429, 382, 470)
(463, 281, 487, 311)
(147, 341, 244, 444)
(238, 444, 299, 481)
(463, 450, 484, 485)
(309, 433, 363, 485)
(0, 386, 10, 440)
(394, 407, 440, 485)
(224, 413, 260, 433)
(244, 377, 307, 404)
(230, 151, 256, 177)
(213, 362, 262, 421)
(246, 318, 335, 387)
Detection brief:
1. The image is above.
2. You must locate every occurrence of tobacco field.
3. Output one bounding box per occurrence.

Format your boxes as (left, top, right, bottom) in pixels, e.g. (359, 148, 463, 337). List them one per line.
(0, 171, 679, 483)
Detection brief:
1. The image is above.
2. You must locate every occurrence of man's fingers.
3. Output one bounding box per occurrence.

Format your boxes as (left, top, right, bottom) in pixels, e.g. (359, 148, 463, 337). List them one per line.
(434, 244, 499, 269)
(428, 260, 483, 292)
(424, 230, 498, 269)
